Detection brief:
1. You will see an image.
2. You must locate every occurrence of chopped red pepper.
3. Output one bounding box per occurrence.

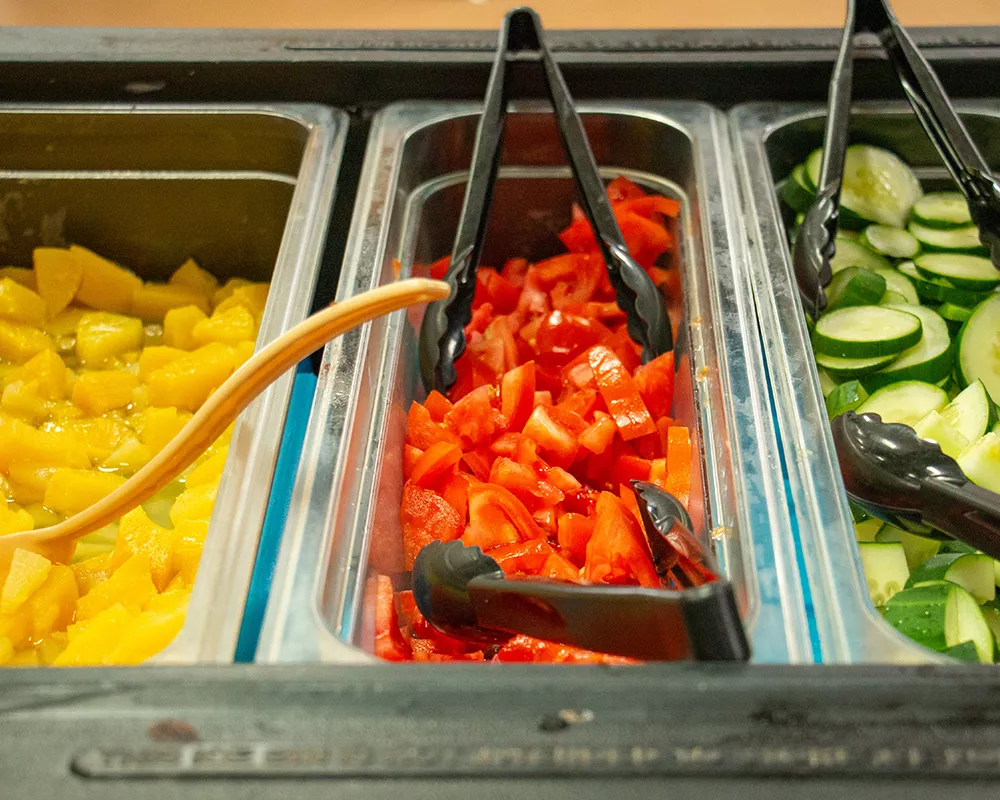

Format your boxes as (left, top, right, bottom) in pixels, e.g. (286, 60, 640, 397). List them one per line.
(587, 345, 656, 441)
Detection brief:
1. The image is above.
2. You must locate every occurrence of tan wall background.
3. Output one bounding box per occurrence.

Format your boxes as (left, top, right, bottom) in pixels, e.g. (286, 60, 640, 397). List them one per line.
(1, 0, 998, 30)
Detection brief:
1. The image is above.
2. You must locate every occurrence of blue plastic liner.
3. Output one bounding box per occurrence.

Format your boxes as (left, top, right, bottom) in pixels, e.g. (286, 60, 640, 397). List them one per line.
(234, 361, 317, 663)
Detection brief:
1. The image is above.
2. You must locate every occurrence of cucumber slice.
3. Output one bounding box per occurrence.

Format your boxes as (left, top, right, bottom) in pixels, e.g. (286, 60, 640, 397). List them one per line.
(862, 304, 954, 390)
(883, 581, 994, 663)
(938, 302, 974, 324)
(938, 540, 977, 555)
(907, 552, 996, 603)
(859, 542, 910, 606)
(913, 410, 971, 460)
(896, 261, 994, 307)
(855, 518, 884, 542)
(880, 290, 909, 306)
(956, 294, 1000, 403)
(908, 221, 987, 256)
(780, 164, 815, 213)
(825, 379, 869, 419)
(943, 640, 983, 663)
(874, 268, 919, 304)
(856, 379, 949, 427)
(875, 524, 942, 570)
(914, 253, 1000, 291)
(824, 267, 887, 312)
(817, 368, 840, 398)
(813, 306, 923, 359)
(981, 606, 1000, 660)
(957, 431, 1000, 494)
(860, 225, 921, 259)
(911, 191, 973, 230)
(940, 379, 994, 443)
(806, 145, 922, 228)
(815, 352, 901, 380)
(829, 237, 893, 274)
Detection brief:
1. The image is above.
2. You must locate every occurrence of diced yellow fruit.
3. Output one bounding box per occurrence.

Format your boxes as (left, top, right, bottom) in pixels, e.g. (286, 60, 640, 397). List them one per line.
(71, 523, 118, 564)
(143, 322, 163, 348)
(75, 555, 156, 621)
(0, 319, 53, 364)
(102, 435, 152, 473)
(23, 503, 60, 529)
(33, 247, 84, 316)
(0, 505, 34, 536)
(131, 282, 211, 323)
(71, 369, 140, 415)
(8, 647, 39, 666)
(191, 304, 257, 347)
(163, 573, 187, 593)
(211, 277, 251, 308)
(44, 468, 126, 516)
(0, 636, 13, 665)
(233, 340, 256, 368)
(137, 345, 185, 381)
(71, 245, 142, 314)
(75, 311, 144, 365)
(0, 266, 36, 290)
(0, 413, 91, 471)
(185, 447, 229, 488)
(112, 507, 177, 591)
(162, 304, 207, 350)
(1, 379, 49, 422)
(169, 484, 218, 526)
(0, 604, 31, 649)
(1, 548, 52, 614)
(61, 416, 130, 463)
(107, 603, 187, 665)
(36, 632, 67, 664)
(130, 383, 149, 412)
(44, 307, 86, 339)
(170, 258, 218, 296)
(0, 277, 47, 326)
(55, 603, 136, 666)
(7, 460, 57, 505)
(135, 406, 190, 453)
(71, 552, 113, 596)
(146, 342, 235, 412)
(19, 349, 69, 399)
(28, 564, 78, 641)
(172, 520, 209, 585)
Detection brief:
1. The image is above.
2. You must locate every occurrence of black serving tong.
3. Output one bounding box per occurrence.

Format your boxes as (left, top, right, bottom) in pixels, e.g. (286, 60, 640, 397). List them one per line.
(411, 482, 749, 662)
(794, 0, 1000, 320)
(418, 7, 672, 394)
(831, 411, 1000, 559)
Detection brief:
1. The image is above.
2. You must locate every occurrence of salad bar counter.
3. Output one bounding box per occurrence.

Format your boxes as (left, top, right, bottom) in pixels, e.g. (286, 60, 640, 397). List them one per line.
(1, 15, 1000, 799)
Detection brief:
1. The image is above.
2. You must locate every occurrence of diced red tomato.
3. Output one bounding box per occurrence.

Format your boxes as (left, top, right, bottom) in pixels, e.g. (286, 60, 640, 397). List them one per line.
(468, 483, 545, 543)
(444, 385, 506, 448)
(522, 405, 579, 468)
(501, 257, 529, 287)
(501, 361, 536, 431)
(466, 302, 495, 336)
(557, 512, 594, 564)
(578, 413, 616, 455)
(493, 634, 635, 664)
(440, 472, 470, 520)
(618, 483, 644, 527)
(611, 454, 652, 486)
(533, 391, 553, 407)
(536, 310, 610, 366)
(409, 441, 463, 489)
(489, 457, 564, 508)
(633, 350, 675, 419)
(475, 267, 521, 314)
(400, 482, 464, 570)
(407, 402, 461, 450)
(541, 550, 580, 581)
(371, 575, 411, 662)
(486, 539, 555, 575)
(428, 256, 450, 280)
(424, 390, 454, 422)
(606, 176, 647, 202)
(664, 426, 693, 507)
(587, 345, 656, 441)
(584, 492, 660, 589)
(403, 444, 423, 480)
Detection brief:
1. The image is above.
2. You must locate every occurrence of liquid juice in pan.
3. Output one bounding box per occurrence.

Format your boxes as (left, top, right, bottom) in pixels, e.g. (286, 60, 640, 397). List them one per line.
(0, 246, 268, 667)
(366, 177, 697, 664)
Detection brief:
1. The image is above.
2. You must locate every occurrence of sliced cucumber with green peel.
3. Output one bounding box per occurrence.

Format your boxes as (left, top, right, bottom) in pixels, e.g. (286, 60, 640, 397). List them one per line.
(956, 294, 1000, 403)
(824, 267, 886, 312)
(817, 368, 840, 398)
(780, 164, 815, 213)
(825, 379, 869, 419)
(906, 553, 996, 603)
(874, 267, 919, 304)
(938, 540, 977, 555)
(883, 581, 994, 663)
(855, 518, 884, 542)
(856, 380, 949, 427)
(911, 191, 973, 230)
(860, 225, 921, 259)
(908, 221, 987, 255)
(880, 290, 909, 306)
(943, 640, 983, 663)
(938, 302, 974, 325)
(939, 379, 995, 443)
(805, 145, 922, 228)
(914, 253, 1000, 291)
(913, 410, 970, 460)
(875, 524, 942, 570)
(816, 352, 900, 380)
(813, 306, 923, 359)
(897, 261, 994, 307)
(829, 237, 893, 274)
(957, 431, 1000, 494)
(862, 304, 954, 390)
(859, 542, 910, 606)
(982, 606, 1000, 659)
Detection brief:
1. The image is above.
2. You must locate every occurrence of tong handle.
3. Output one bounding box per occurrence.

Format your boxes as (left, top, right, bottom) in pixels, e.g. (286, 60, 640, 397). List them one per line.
(921, 477, 1000, 561)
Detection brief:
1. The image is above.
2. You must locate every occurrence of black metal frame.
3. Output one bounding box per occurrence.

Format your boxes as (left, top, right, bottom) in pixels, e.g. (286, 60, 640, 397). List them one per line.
(3, 24, 1000, 796)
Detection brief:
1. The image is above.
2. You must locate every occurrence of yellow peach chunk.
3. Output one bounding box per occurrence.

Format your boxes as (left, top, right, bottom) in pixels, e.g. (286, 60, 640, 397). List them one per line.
(137, 345, 185, 381)
(44, 307, 85, 339)
(102, 436, 152, 473)
(0, 319, 53, 364)
(185, 447, 229, 488)
(0, 636, 13, 665)
(191, 304, 257, 346)
(233, 340, 255, 367)
(6, 461, 57, 505)
(61, 417, 131, 463)
(135, 406, 190, 453)
(7, 647, 39, 666)
(162, 304, 207, 350)
(0, 266, 36, 290)
(22, 503, 59, 529)
(71, 369, 140, 415)
(211, 277, 251, 308)
(0, 604, 31, 649)
(55, 603, 137, 666)
(75, 311, 144, 365)
(112, 507, 177, 592)
(19, 349, 69, 399)
(71, 245, 142, 314)
(0, 414, 90, 471)
(169, 484, 218, 526)
(131, 282, 210, 323)
(145, 342, 236, 412)
(0, 277, 47, 326)
(1, 549, 52, 614)
(27, 564, 78, 641)
(107, 603, 187, 665)
(44, 468, 126, 517)
(75, 555, 156, 621)
(169, 258, 218, 297)
(0, 505, 34, 536)
(71, 552, 113, 596)
(33, 247, 84, 316)
(0, 379, 49, 422)
(172, 519, 209, 585)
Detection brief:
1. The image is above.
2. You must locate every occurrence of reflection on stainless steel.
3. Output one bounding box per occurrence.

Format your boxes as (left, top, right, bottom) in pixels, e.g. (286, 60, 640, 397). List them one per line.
(0, 104, 347, 664)
(259, 101, 811, 665)
(730, 101, 1000, 664)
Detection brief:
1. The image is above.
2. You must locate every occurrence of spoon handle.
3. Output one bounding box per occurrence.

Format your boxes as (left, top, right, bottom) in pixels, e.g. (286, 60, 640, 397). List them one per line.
(922, 477, 1000, 560)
